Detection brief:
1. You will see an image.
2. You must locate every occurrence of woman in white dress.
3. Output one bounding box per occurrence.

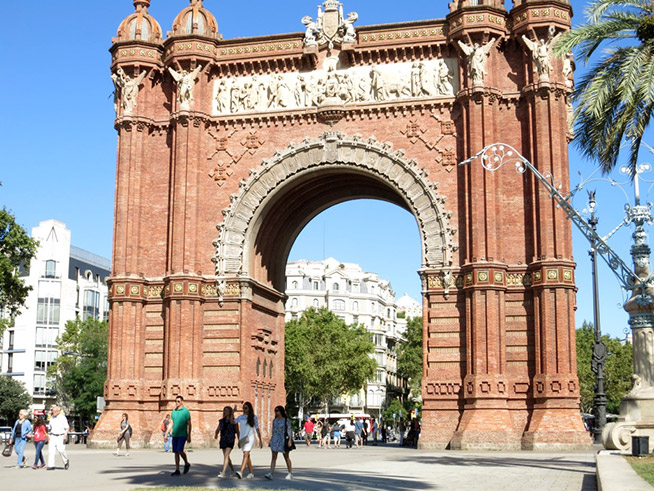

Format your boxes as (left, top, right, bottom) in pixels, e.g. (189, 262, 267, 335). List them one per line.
(234, 402, 262, 479)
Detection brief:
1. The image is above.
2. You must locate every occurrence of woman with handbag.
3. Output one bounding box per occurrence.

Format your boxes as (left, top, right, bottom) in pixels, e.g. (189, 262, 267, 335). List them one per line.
(113, 413, 132, 456)
(31, 416, 49, 468)
(264, 405, 294, 480)
(9, 409, 32, 468)
(234, 402, 262, 479)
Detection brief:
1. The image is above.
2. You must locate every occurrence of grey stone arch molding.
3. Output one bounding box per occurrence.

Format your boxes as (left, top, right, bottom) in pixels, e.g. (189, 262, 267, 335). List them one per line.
(212, 131, 458, 293)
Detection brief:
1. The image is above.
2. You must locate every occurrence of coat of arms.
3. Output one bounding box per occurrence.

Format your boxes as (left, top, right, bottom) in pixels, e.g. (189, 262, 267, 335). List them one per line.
(302, 1, 359, 49)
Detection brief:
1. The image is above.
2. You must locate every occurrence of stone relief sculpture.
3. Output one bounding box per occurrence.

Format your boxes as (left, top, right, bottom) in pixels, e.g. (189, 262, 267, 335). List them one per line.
(211, 59, 459, 116)
(562, 51, 574, 88)
(111, 67, 147, 114)
(302, 16, 319, 47)
(169, 65, 203, 109)
(522, 28, 560, 83)
(457, 38, 496, 87)
(305, 1, 359, 48)
(341, 12, 358, 43)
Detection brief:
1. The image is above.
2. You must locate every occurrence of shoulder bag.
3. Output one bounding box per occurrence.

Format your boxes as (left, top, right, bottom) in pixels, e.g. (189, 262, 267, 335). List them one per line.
(2, 443, 13, 457)
(283, 418, 296, 453)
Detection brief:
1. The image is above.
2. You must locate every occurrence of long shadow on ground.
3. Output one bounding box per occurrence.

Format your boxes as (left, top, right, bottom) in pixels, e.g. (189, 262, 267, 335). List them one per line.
(99, 463, 433, 490)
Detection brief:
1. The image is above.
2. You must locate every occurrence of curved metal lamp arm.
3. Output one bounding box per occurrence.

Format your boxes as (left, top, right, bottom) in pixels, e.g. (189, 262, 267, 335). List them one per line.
(460, 143, 649, 303)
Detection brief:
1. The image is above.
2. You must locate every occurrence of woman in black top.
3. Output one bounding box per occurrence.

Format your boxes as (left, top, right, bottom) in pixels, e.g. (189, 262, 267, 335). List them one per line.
(214, 406, 239, 478)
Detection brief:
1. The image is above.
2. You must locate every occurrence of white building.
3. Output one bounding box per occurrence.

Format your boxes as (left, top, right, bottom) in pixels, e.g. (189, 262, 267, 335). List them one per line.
(285, 258, 419, 418)
(0, 220, 111, 414)
(396, 293, 422, 319)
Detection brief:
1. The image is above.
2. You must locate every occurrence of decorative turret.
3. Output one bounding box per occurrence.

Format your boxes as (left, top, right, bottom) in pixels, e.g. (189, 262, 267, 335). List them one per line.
(114, 0, 163, 44)
(449, 0, 505, 11)
(510, 0, 572, 37)
(169, 0, 220, 39)
(447, 0, 508, 44)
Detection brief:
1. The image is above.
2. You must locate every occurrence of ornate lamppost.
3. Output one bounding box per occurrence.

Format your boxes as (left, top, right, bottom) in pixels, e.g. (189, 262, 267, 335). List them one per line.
(461, 143, 654, 451)
(587, 191, 607, 442)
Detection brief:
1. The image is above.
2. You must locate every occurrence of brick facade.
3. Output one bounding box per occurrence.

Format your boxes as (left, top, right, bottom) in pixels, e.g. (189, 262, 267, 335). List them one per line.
(92, 0, 591, 450)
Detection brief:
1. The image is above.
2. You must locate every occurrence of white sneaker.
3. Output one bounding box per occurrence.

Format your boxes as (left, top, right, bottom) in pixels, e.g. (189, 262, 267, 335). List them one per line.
(235, 471, 242, 479)
(124, 453, 129, 457)
(285, 473, 293, 480)
(264, 472, 273, 480)
(246, 473, 255, 479)
(113, 451, 120, 456)
(217, 472, 225, 478)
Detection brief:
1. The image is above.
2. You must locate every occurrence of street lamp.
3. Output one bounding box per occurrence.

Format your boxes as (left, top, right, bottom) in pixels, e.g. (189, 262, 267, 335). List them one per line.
(587, 191, 607, 443)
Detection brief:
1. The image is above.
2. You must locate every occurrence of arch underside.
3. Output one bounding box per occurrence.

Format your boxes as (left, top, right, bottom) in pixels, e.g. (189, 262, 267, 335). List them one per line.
(214, 132, 458, 292)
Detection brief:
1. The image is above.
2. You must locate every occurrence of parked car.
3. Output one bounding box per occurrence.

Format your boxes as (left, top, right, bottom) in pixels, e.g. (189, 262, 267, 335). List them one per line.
(0, 426, 12, 443)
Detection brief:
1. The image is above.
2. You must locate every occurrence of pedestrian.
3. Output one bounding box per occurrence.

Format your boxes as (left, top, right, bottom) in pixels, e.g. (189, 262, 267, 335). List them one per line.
(47, 405, 70, 470)
(264, 405, 294, 480)
(320, 418, 331, 448)
(398, 419, 406, 446)
(316, 419, 324, 448)
(31, 416, 48, 469)
(344, 419, 355, 449)
(362, 420, 369, 445)
(83, 425, 90, 445)
(332, 421, 341, 448)
(161, 414, 172, 452)
(303, 418, 315, 447)
(234, 401, 262, 479)
(168, 395, 192, 476)
(215, 406, 238, 478)
(114, 413, 132, 456)
(9, 409, 32, 468)
(354, 418, 363, 447)
(371, 418, 378, 445)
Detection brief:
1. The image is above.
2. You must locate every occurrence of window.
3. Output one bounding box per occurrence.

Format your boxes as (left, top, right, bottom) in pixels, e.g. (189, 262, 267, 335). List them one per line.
(387, 308, 391, 318)
(35, 350, 57, 372)
(103, 296, 110, 321)
(352, 301, 359, 312)
(333, 299, 345, 310)
(45, 260, 57, 278)
(353, 283, 359, 293)
(37, 298, 60, 325)
(313, 299, 319, 307)
(291, 298, 298, 308)
(353, 315, 359, 325)
(36, 327, 58, 347)
(83, 290, 100, 320)
(7, 353, 13, 373)
(292, 281, 298, 289)
(332, 282, 339, 291)
(313, 281, 319, 290)
(8, 330, 14, 350)
(34, 374, 48, 395)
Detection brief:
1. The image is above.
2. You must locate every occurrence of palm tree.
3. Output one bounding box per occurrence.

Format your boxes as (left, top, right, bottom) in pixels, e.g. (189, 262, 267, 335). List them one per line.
(554, 0, 654, 175)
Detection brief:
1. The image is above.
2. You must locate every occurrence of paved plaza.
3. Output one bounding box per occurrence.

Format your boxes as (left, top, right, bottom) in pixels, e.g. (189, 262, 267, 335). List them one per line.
(0, 442, 597, 490)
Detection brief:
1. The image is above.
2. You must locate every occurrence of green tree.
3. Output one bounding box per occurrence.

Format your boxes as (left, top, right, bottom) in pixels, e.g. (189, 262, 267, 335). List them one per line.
(48, 318, 108, 423)
(382, 398, 405, 424)
(0, 208, 39, 333)
(576, 321, 633, 414)
(285, 308, 376, 415)
(397, 316, 423, 398)
(554, 0, 654, 174)
(0, 376, 32, 424)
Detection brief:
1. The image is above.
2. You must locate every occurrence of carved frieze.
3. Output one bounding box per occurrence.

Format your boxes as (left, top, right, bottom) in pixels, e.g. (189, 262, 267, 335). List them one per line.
(212, 58, 458, 116)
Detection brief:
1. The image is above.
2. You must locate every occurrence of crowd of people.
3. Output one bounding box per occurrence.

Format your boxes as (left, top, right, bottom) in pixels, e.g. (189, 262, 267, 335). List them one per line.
(6, 400, 421, 480)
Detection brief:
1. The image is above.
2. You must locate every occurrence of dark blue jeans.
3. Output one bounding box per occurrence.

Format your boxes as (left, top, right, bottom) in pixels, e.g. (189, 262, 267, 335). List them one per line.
(34, 440, 46, 467)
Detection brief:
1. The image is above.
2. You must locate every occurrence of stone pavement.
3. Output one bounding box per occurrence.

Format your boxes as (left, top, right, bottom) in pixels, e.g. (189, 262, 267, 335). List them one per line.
(0, 442, 597, 490)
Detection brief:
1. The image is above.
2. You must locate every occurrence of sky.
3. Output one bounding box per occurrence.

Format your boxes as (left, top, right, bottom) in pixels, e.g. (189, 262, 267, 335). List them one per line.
(0, 0, 644, 340)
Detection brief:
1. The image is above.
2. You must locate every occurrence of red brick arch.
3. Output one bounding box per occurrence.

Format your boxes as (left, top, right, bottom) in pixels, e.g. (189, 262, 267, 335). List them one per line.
(213, 131, 458, 293)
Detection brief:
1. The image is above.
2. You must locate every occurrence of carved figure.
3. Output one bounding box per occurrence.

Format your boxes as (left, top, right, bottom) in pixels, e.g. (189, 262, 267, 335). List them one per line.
(562, 51, 574, 88)
(341, 11, 358, 43)
(276, 75, 292, 108)
(302, 16, 319, 47)
(267, 76, 279, 108)
(230, 82, 240, 112)
(256, 78, 267, 109)
(168, 65, 202, 108)
(215, 79, 229, 113)
(420, 62, 434, 96)
(457, 39, 496, 87)
(410, 62, 422, 97)
(111, 68, 147, 114)
(370, 65, 387, 101)
(435, 60, 454, 96)
(356, 75, 370, 102)
(324, 66, 340, 100)
(522, 35, 554, 82)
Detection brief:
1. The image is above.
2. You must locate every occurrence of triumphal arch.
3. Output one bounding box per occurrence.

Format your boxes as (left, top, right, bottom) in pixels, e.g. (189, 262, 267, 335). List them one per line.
(93, 0, 591, 450)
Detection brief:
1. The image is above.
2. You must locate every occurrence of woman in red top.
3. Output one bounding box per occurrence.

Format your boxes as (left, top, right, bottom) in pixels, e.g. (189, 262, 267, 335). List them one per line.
(31, 416, 49, 469)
